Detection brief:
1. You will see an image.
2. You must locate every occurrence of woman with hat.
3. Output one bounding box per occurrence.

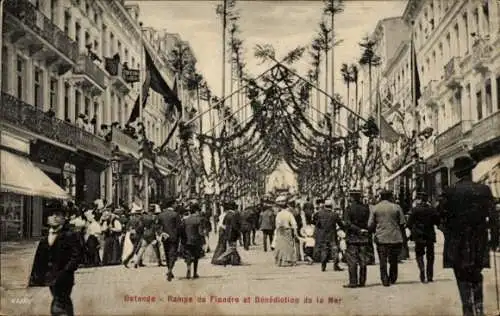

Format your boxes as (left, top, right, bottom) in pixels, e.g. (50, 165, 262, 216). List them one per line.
(101, 210, 123, 266)
(274, 196, 298, 267)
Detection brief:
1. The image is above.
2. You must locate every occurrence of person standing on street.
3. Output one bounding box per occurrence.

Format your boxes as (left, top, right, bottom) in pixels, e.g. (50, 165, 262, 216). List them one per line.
(407, 191, 440, 283)
(180, 203, 204, 279)
(312, 199, 344, 272)
(368, 190, 406, 286)
(157, 199, 182, 282)
(439, 156, 498, 316)
(259, 203, 276, 252)
(29, 212, 82, 316)
(343, 189, 370, 288)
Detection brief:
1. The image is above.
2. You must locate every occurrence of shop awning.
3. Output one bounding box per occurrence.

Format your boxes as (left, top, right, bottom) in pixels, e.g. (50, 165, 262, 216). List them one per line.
(383, 161, 415, 184)
(472, 154, 500, 182)
(473, 154, 500, 198)
(0, 150, 71, 200)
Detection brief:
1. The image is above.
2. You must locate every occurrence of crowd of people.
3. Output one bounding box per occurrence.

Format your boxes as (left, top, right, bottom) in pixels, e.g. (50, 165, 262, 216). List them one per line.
(27, 156, 499, 316)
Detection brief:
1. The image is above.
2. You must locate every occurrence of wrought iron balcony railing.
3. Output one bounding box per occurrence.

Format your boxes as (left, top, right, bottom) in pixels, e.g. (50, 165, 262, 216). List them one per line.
(0, 92, 111, 158)
(4, 0, 79, 63)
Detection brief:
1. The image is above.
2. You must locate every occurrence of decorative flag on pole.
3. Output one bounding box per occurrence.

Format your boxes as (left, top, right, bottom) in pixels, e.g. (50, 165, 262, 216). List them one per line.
(128, 47, 182, 124)
(375, 81, 401, 144)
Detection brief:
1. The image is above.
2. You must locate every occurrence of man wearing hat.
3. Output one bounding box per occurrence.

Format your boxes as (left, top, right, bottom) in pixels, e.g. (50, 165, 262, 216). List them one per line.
(29, 212, 82, 316)
(157, 199, 182, 281)
(312, 199, 344, 272)
(343, 189, 370, 288)
(407, 191, 440, 283)
(439, 156, 498, 315)
(368, 189, 406, 286)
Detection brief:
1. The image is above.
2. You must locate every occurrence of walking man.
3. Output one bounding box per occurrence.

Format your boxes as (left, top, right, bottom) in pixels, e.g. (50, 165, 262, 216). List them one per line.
(407, 191, 440, 283)
(29, 212, 82, 316)
(313, 199, 344, 272)
(439, 156, 498, 316)
(343, 189, 370, 288)
(180, 203, 205, 279)
(368, 190, 406, 286)
(157, 199, 182, 282)
(259, 203, 275, 252)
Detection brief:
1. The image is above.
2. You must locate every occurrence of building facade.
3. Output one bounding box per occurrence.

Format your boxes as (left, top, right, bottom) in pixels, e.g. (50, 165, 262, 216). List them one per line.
(0, 0, 186, 241)
(405, 0, 500, 198)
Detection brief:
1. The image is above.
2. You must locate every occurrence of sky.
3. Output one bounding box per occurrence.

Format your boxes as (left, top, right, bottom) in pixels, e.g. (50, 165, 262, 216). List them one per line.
(128, 0, 407, 101)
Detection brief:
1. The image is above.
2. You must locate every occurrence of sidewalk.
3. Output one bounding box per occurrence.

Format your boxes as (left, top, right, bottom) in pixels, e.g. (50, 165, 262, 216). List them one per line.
(0, 241, 39, 290)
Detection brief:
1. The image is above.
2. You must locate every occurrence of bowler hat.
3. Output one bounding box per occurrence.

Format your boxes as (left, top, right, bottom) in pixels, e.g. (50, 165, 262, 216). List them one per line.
(452, 156, 476, 175)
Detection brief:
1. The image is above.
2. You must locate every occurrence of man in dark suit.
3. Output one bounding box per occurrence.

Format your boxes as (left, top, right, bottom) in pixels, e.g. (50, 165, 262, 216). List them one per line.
(313, 199, 344, 272)
(240, 207, 253, 250)
(439, 156, 498, 316)
(157, 199, 182, 281)
(343, 189, 371, 288)
(259, 204, 276, 252)
(368, 190, 406, 286)
(29, 212, 82, 316)
(180, 203, 204, 279)
(407, 191, 440, 283)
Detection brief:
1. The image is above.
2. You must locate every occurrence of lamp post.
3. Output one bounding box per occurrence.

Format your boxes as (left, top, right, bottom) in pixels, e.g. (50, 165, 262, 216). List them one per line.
(111, 149, 121, 208)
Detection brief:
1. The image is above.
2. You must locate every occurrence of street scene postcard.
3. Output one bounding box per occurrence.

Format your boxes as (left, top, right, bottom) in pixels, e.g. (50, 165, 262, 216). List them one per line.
(1, 0, 500, 315)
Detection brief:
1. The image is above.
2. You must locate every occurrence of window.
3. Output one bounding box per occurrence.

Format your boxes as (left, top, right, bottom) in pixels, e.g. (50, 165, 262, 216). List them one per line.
(84, 96, 90, 116)
(64, 11, 70, 35)
(1, 46, 7, 92)
(75, 90, 81, 120)
(476, 90, 483, 120)
(64, 83, 70, 121)
(50, 77, 57, 109)
(34, 67, 42, 108)
(16, 56, 25, 100)
(75, 22, 81, 44)
(485, 79, 492, 115)
(51, 0, 57, 22)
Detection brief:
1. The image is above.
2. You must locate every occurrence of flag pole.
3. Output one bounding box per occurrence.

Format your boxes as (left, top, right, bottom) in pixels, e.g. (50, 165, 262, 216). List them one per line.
(138, 22, 147, 211)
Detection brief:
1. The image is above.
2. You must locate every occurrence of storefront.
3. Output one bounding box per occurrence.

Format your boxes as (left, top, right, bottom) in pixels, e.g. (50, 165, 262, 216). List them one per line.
(1, 132, 70, 241)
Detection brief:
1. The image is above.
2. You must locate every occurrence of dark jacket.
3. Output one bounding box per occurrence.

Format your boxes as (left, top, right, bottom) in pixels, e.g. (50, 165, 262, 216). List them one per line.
(259, 208, 275, 231)
(223, 210, 241, 242)
(313, 209, 343, 245)
(407, 202, 439, 243)
(29, 230, 82, 287)
(440, 179, 498, 269)
(181, 214, 204, 246)
(240, 209, 253, 232)
(343, 201, 370, 244)
(157, 209, 182, 242)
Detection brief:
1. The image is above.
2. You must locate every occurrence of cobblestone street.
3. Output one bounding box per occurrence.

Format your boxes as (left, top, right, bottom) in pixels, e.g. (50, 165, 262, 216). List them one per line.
(2, 233, 499, 316)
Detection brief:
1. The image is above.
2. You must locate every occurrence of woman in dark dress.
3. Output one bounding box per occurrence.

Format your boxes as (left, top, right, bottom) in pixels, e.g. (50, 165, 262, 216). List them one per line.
(211, 211, 228, 265)
(101, 211, 123, 265)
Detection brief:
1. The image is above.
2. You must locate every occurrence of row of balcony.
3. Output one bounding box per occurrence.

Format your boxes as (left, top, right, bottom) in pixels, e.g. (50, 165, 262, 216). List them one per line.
(419, 37, 497, 108)
(0, 92, 179, 171)
(0, 92, 111, 159)
(4, 0, 134, 96)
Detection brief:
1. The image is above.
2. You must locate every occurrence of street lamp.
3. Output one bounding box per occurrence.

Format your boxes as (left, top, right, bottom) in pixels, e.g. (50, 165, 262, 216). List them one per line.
(111, 147, 122, 207)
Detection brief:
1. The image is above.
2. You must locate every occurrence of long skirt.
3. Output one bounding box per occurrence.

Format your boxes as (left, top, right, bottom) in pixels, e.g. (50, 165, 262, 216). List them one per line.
(274, 228, 297, 267)
(85, 235, 101, 267)
(215, 241, 241, 266)
(102, 234, 122, 265)
(211, 231, 228, 265)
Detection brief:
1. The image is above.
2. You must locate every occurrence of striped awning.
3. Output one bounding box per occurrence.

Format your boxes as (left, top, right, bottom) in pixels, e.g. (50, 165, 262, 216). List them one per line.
(1, 150, 70, 200)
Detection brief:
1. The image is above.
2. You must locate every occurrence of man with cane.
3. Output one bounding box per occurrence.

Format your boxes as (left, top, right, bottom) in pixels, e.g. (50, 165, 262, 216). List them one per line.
(439, 156, 498, 316)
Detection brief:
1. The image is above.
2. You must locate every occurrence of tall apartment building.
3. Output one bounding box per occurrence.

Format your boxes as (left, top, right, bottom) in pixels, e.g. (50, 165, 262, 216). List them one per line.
(405, 0, 500, 198)
(0, 0, 188, 240)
